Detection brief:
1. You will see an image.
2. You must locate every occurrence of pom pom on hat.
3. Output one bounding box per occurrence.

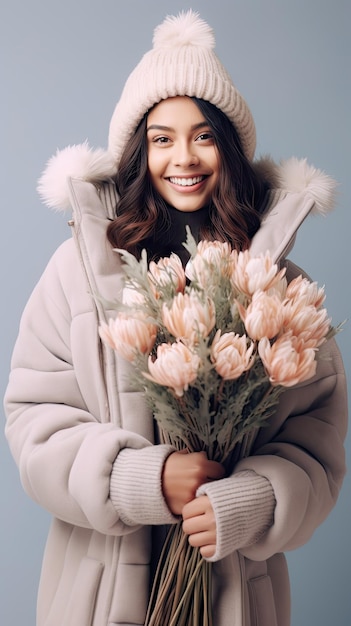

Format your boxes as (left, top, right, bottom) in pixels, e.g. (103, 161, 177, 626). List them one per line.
(108, 10, 256, 165)
(153, 11, 215, 49)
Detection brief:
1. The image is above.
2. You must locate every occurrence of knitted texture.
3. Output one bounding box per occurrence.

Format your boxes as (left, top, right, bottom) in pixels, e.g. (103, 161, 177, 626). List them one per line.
(110, 444, 178, 526)
(197, 470, 276, 562)
(108, 10, 256, 165)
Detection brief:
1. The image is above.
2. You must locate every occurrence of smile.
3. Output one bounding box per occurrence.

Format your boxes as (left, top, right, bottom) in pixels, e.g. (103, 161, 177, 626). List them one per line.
(168, 176, 206, 187)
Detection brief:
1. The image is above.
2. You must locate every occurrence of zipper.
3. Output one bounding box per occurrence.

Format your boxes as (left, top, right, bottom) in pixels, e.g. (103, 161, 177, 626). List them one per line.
(238, 552, 247, 625)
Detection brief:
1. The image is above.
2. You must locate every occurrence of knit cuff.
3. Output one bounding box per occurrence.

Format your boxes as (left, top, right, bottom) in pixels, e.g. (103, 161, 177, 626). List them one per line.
(110, 444, 178, 527)
(196, 470, 276, 562)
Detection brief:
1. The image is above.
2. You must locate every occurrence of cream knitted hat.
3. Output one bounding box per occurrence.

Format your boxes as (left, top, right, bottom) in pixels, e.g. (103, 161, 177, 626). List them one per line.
(108, 10, 256, 165)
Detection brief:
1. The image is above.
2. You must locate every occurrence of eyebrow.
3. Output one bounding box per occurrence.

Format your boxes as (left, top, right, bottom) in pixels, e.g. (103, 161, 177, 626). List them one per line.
(146, 121, 209, 133)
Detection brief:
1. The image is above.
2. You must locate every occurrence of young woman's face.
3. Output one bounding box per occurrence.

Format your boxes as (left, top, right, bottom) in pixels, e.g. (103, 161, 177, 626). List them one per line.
(146, 96, 220, 212)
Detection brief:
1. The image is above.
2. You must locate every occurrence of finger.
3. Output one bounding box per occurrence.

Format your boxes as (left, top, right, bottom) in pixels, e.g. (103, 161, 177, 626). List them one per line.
(182, 495, 210, 519)
(187, 530, 216, 550)
(205, 460, 226, 480)
(183, 504, 216, 542)
(183, 512, 216, 537)
(200, 544, 216, 558)
(183, 514, 207, 535)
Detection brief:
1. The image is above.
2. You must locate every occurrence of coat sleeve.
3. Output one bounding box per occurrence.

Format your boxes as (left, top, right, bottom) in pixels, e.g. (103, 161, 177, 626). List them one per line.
(198, 336, 347, 562)
(3, 241, 176, 535)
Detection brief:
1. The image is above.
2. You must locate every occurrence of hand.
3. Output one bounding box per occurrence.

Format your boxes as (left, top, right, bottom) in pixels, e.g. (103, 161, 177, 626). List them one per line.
(182, 495, 217, 558)
(162, 450, 225, 515)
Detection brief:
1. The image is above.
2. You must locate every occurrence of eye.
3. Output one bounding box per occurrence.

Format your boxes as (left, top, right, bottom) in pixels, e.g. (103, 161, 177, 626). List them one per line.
(195, 131, 214, 143)
(153, 136, 171, 144)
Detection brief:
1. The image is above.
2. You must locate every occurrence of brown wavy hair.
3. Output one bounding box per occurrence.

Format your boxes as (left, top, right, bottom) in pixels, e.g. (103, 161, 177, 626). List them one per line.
(107, 98, 268, 258)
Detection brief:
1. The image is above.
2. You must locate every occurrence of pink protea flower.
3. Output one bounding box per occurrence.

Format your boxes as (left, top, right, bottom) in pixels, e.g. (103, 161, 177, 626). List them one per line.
(236, 290, 284, 340)
(144, 341, 200, 396)
(258, 334, 317, 387)
(122, 285, 146, 306)
(185, 240, 233, 287)
(231, 250, 286, 297)
(148, 253, 186, 297)
(285, 275, 326, 308)
(211, 330, 255, 380)
(162, 291, 216, 344)
(99, 313, 157, 362)
(282, 301, 331, 347)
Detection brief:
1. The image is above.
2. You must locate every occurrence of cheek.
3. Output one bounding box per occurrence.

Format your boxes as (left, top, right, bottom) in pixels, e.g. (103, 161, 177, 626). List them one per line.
(147, 152, 164, 181)
(211, 155, 220, 187)
(212, 149, 220, 171)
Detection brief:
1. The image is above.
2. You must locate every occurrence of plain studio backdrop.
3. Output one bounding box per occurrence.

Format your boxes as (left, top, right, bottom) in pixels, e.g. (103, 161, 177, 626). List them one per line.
(1, 1, 350, 624)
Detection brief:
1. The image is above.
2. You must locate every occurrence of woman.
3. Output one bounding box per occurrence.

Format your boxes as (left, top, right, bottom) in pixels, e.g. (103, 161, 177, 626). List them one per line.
(4, 10, 347, 626)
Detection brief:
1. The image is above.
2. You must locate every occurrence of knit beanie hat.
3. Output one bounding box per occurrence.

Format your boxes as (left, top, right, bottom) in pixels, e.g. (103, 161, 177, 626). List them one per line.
(108, 10, 256, 164)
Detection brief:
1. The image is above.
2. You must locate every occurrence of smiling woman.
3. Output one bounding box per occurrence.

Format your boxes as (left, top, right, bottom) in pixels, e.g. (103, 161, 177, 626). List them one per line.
(3, 8, 348, 626)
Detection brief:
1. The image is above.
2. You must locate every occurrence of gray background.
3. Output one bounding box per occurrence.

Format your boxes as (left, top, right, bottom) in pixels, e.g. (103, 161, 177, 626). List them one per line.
(1, 0, 350, 624)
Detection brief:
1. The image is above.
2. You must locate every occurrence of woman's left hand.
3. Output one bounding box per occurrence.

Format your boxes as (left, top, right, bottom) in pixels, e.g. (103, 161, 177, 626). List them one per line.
(182, 495, 216, 558)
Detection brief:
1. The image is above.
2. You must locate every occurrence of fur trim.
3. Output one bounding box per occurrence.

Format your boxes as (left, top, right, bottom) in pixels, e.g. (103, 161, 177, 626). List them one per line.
(37, 141, 117, 211)
(254, 156, 337, 215)
(252, 155, 280, 187)
(276, 157, 337, 215)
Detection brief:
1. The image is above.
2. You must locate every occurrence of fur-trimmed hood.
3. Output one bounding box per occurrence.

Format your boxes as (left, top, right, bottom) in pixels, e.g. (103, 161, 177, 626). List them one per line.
(37, 141, 337, 218)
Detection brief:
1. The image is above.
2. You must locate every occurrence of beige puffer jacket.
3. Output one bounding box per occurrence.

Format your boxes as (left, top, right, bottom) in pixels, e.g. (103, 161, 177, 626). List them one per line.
(4, 149, 348, 626)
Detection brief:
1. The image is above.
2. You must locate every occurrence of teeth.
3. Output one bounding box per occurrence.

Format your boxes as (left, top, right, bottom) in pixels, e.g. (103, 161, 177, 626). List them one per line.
(169, 176, 204, 186)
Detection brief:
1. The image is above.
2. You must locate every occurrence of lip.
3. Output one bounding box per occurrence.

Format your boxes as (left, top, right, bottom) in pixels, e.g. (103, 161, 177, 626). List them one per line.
(166, 175, 209, 192)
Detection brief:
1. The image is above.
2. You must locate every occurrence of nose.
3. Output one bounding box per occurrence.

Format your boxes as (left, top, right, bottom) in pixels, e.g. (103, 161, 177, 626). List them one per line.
(172, 140, 199, 167)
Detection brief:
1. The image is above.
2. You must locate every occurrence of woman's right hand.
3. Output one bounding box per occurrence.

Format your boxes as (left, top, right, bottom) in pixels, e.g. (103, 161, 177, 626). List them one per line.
(162, 450, 225, 515)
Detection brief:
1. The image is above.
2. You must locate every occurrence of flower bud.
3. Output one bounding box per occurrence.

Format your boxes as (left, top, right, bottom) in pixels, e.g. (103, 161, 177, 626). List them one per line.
(162, 291, 216, 344)
(236, 290, 283, 340)
(211, 330, 255, 380)
(99, 313, 157, 362)
(148, 253, 186, 297)
(285, 275, 325, 308)
(258, 334, 317, 387)
(231, 250, 286, 297)
(144, 341, 200, 396)
(186, 240, 232, 287)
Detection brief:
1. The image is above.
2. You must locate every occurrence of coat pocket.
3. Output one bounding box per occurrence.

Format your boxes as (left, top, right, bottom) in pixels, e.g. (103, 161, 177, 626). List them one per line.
(62, 556, 104, 626)
(248, 575, 278, 626)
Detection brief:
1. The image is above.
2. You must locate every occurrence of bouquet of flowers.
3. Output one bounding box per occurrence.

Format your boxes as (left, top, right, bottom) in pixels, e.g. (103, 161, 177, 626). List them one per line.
(99, 228, 337, 626)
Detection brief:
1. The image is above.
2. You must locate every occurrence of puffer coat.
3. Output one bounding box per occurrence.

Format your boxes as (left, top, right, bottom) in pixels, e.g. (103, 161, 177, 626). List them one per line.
(4, 148, 348, 626)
